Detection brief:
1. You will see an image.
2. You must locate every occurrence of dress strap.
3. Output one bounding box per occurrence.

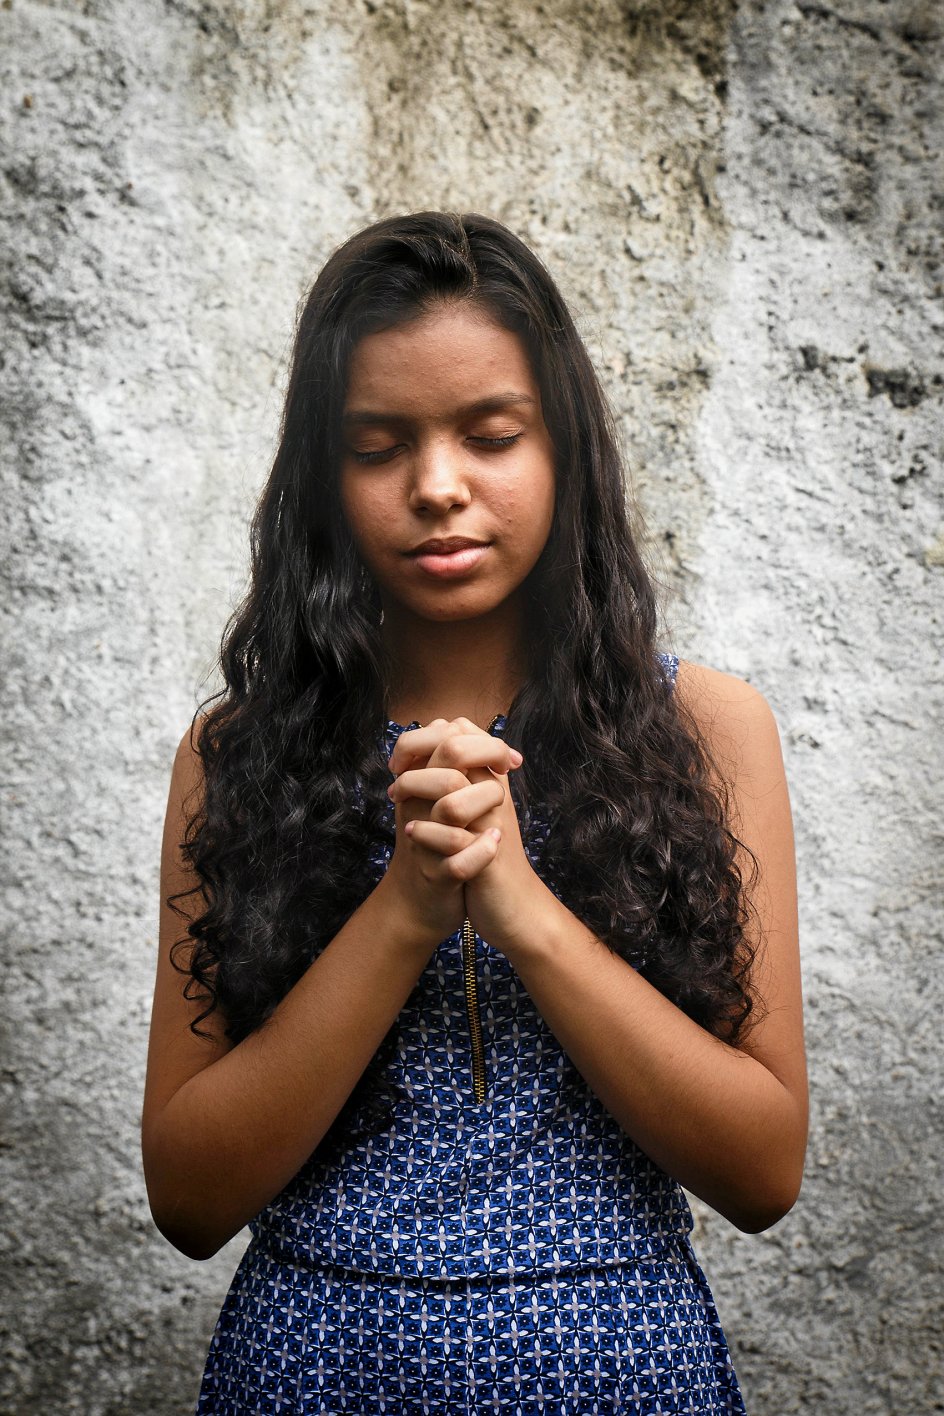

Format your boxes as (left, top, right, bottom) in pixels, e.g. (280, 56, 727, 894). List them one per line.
(657, 651, 680, 690)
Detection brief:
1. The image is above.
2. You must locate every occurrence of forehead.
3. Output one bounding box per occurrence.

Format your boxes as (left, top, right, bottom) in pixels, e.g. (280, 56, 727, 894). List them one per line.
(343, 304, 539, 416)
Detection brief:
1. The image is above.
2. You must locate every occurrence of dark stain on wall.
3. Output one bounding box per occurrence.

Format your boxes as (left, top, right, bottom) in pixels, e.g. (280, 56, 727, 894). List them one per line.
(617, 0, 737, 92)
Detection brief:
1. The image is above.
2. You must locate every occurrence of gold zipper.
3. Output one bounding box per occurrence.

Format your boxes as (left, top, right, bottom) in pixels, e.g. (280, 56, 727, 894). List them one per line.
(460, 711, 502, 1105)
(461, 916, 487, 1104)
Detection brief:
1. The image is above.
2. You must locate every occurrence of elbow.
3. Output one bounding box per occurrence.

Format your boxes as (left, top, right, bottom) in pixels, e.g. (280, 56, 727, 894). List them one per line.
(727, 1189, 800, 1234)
(173, 1235, 227, 1262)
(723, 1156, 806, 1234)
(142, 1134, 235, 1262)
(722, 1101, 809, 1233)
(146, 1189, 232, 1262)
(155, 1212, 225, 1262)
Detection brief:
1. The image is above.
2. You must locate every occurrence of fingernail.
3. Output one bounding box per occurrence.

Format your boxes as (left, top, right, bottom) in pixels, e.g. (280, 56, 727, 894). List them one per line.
(509, 749, 523, 766)
(490, 828, 502, 841)
(405, 821, 414, 836)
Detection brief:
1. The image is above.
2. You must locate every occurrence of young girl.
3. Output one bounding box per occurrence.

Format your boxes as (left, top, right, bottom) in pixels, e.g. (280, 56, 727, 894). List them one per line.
(143, 211, 806, 1413)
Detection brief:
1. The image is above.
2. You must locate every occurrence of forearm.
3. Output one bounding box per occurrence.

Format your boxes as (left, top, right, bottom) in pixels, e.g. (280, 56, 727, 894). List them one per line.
(143, 873, 438, 1260)
(503, 889, 807, 1232)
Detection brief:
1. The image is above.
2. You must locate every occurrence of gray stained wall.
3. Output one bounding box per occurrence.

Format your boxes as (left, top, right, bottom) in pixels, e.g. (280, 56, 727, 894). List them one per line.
(1, 0, 941, 1411)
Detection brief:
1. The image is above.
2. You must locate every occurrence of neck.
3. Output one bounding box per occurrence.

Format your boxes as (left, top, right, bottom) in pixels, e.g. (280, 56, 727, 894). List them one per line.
(380, 601, 527, 728)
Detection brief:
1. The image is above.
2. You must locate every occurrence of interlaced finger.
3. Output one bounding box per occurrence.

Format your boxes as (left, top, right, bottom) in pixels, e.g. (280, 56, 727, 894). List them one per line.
(387, 720, 461, 777)
(388, 765, 472, 804)
(428, 779, 505, 827)
(404, 820, 477, 857)
(406, 821, 503, 882)
(388, 718, 522, 779)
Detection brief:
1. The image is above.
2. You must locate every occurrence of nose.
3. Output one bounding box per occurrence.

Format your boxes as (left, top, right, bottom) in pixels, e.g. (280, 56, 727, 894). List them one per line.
(407, 435, 472, 514)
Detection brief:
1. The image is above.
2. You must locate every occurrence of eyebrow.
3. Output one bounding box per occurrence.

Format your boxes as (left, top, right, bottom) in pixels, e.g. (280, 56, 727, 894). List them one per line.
(342, 393, 536, 426)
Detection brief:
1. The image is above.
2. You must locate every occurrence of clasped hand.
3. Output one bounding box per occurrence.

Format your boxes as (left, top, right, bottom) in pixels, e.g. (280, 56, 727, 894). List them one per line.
(385, 717, 548, 954)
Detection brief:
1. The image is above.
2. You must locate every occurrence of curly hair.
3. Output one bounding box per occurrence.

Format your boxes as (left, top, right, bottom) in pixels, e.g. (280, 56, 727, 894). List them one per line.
(170, 210, 759, 1143)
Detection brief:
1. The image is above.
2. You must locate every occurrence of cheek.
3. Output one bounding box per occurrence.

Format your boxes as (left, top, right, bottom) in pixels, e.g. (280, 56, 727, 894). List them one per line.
(337, 476, 356, 535)
(339, 478, 381, 552)
(520, 463, 556, 540)
(341, 494, 407, 585)
(529, 476, 557, 564)
(497, 481, 555, 565)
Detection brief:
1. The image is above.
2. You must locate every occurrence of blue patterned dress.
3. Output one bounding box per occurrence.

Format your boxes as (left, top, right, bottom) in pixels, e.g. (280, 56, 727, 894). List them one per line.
(196, 654, 746, 1414)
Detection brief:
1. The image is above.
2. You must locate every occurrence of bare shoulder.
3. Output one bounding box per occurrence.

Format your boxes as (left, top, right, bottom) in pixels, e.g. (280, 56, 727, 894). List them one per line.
(674, 659, 784, 788)
(163, 719, 210, 839)
(674, 658, 775, 724)
(172, 718, 205, 792)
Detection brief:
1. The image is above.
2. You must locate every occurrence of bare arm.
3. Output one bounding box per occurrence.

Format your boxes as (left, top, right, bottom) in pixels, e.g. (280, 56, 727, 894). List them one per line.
(498, 664, 806, 1230)
(394, 665, 808, 1232)
(141, 727, 508, 1260)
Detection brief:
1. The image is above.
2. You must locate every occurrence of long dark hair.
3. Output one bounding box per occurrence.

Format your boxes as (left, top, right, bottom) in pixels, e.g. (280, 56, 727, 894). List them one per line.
(171, 211, 758, 1127)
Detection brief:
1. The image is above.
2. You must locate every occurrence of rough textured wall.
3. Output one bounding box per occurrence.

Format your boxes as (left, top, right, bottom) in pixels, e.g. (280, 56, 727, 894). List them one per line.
(682, 5, 944, 1410)
(1, 1, 940, 1412)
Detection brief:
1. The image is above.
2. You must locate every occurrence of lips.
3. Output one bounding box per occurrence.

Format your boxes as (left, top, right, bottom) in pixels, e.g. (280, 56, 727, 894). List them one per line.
(410, 542, 491, 579)
(408, 537, 490, 555)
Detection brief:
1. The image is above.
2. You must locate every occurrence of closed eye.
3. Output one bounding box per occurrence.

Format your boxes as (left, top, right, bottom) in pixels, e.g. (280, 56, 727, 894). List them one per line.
(349, 445, 404, 464)
(349, 434, 521, 464)
(468, 434, 521, 449)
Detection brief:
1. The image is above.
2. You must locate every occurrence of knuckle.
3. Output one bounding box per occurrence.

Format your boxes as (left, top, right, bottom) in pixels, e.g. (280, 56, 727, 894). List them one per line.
(476, 784, 502, 812)
(436, 739, 460, 766)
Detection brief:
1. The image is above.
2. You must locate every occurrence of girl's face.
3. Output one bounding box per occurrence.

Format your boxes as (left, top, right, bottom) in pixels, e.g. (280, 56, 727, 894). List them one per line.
(339, 302, 556, 627)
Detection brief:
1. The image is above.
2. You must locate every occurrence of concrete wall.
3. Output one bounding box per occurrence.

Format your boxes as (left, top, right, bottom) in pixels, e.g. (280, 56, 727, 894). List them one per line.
(2, 1, 941, 1410)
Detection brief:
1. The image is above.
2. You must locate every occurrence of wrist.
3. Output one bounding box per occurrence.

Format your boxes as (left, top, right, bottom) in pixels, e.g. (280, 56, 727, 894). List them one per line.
(371, 869, 451, 961)
(492, 877, 568, 969)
